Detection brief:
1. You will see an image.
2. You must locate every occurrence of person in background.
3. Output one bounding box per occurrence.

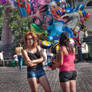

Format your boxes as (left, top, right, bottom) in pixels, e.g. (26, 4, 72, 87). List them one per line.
(42, 48, 48, 70)
(15, 43, 23, 71)
(0, 50, 4, 66)
(22, 32, 51, 92)
(53, 32, 77, 92)
(13, 54, 18, 67)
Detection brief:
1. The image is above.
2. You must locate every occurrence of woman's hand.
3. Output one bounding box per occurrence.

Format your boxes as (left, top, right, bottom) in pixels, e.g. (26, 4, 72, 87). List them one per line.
(27, 61, 37, 67)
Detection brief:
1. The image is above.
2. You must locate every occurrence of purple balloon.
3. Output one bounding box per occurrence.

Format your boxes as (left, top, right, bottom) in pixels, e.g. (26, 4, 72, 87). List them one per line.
(80, 17, 84, 24)
(1, 0, 7, 4)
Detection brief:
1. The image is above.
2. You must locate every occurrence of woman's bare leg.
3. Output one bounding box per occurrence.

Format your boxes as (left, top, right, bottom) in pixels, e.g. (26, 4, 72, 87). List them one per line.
(60, 81, 70, 92)
(70, 80, 76, 92)
(28, 78, 38, 92)
(39, 75, 51, 92)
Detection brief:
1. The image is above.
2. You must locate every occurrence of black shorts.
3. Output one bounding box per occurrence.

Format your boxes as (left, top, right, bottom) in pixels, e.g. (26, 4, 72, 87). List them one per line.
(59, 71, 77, 82)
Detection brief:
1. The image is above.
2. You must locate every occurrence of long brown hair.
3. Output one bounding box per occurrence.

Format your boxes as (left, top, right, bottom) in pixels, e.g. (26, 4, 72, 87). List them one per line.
(59, 32, 74, 53)
(24, 32, 38, 48)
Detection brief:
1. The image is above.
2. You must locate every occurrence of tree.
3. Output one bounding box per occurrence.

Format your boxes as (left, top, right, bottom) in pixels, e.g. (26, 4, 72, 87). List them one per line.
(0, 5, 32, 58)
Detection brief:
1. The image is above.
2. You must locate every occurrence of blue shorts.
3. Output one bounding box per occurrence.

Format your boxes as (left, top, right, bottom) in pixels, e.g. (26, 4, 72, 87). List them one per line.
(27, 69, 46, 79)
(59, 71, 77, 82)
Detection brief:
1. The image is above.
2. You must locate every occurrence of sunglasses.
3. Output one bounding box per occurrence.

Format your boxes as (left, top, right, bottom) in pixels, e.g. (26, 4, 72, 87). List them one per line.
(27, 38, 33, 41)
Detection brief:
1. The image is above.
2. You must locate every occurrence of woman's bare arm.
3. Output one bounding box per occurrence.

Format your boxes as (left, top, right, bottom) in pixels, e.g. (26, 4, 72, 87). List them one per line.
(31, 46, 45, 64)
(53, 47, 63, 67)
(22, 49, 37, 67)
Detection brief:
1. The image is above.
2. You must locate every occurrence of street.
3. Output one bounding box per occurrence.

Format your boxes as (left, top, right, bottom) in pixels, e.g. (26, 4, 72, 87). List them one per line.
(0, 62, 92, 92)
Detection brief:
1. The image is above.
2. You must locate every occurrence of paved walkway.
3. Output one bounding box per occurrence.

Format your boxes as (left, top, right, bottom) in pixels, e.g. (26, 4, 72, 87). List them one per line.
(0, 62, 92, 92)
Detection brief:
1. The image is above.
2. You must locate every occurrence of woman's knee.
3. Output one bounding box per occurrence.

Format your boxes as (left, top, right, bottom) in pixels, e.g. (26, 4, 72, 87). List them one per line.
(28, 78, 38, 92)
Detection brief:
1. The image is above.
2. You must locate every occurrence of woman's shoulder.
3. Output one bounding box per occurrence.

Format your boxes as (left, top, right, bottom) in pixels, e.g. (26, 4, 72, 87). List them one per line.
(60, 46, 68, 55)
(60, 46, 66, 51)
(22, 49, 27, 54)
(37, 45, 42, 51)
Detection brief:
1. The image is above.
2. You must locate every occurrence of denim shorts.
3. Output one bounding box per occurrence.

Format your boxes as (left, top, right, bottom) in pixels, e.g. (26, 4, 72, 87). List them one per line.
(27, 69, 46, 79)
(59, 71, 77, 82)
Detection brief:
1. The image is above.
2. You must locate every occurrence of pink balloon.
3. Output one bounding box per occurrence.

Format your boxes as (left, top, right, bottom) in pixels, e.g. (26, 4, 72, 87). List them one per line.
(80, 17, 85, 24)
(85, 12, 91, 18)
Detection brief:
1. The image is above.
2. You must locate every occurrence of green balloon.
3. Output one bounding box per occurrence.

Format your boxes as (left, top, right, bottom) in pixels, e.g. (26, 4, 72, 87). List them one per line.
(32, 23, 42, 33)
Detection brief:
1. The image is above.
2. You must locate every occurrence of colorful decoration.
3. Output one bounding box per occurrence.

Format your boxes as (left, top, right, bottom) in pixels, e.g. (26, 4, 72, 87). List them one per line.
(0, 0, 91, 63)
(30, 23, 44, 34)
(8, 0, 17, 8)
(50, 1, 66, 22)
(73, 26, 80, 34)
(0, 0, 7, 4)
(41, 40, 51, 49)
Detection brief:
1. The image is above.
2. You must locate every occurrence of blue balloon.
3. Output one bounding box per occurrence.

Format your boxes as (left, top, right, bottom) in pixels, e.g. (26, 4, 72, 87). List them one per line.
(82, 10, 86, 16)
(62, 26, 74, 38)
(77, 4, 85, 10)
(66, 8, 72, 13)
(47, 36, 53, 41)
(19, 8, 27, 17)
(47, 20, 74, 41)
(72, 8, 78, 12)
(67, 4, 71, 8)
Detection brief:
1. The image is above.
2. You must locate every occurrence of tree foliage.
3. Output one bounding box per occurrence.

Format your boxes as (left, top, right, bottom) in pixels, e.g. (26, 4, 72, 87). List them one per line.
(0, 5, 32, 46)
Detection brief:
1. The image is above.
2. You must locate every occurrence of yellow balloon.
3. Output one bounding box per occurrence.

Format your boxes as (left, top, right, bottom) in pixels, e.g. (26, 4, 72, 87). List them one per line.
(56, 45, 60, 51)
(84, 17, 88, 21)
(79, 10, 83, 16)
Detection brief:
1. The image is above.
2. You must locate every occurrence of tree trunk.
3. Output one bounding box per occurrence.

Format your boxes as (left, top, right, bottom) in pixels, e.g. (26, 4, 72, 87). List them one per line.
(1, 7, 14, 59)
(1, 7, 14, 47)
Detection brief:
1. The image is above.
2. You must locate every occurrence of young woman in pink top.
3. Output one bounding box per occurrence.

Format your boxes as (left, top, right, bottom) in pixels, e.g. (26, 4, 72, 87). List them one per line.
(54, 32, 77, 92)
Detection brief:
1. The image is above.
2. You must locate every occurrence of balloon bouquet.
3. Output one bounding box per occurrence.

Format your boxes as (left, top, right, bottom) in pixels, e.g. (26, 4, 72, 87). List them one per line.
(0, 0, 91, 69)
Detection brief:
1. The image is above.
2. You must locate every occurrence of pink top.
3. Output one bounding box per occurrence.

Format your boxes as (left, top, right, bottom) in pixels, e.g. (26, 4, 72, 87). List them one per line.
(59, 52, 75, 72)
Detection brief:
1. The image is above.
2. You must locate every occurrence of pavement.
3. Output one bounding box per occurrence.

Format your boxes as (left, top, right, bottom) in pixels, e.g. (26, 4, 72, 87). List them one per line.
(0, 62, 92, 92)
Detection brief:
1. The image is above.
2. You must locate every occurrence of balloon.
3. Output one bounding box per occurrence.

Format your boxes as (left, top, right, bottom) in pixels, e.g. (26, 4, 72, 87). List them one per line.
(85, 12, 91, 18)
(0, 0, 7, 4)
(77, 4, 85, 10)
(84, 17, 88, 21)
(19, 7, 27, 17)
(59, 0, 66, 4)
(67, 4, 71, 8)
(47, 20, 74, 41)
(1, 0, 7, 4)
(65, 12, 80, 29)
(47, 21, 64, 39)
(72, 8, 78, 12)
(80, 17, 85, 24)
(50, 1, 65, 17)
(47, 36, 53, 41)
(41, 40, 51, 49)
(79, 10, 86, 17)
(46, 14, 53, 25)
(26, 3, 31, 15)
(82, 10, 86, 17)
(73, 26, 80, 34)
(39, 5, 48, 13)
(65, 8, 72, 13)
(79, 10, 83, 16)
(62, 26, 74, 38)
(8, 0, 17, 8)
(51, 42, 60, 54)
(31, 23, 43, 34)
